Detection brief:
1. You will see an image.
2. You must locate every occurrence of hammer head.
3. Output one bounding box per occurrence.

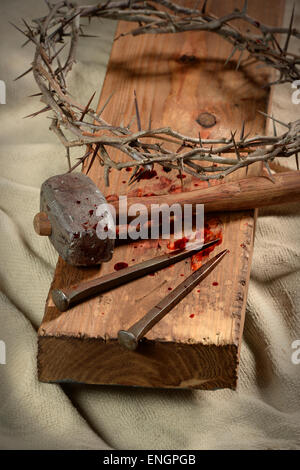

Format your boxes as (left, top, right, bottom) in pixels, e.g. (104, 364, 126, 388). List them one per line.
(39, 173, 115, 266)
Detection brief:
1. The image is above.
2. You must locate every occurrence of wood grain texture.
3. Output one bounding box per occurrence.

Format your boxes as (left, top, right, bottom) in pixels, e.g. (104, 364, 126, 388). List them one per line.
(38, 0, 285, 389)
(114, 172, 300, 216)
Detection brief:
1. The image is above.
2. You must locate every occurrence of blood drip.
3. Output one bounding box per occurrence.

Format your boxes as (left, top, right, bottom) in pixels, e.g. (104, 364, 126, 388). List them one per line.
(114, 262, 129, 271)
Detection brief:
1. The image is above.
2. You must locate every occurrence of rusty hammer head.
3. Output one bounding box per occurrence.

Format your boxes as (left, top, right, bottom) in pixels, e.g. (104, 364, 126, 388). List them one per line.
(33, 173, 115, 266)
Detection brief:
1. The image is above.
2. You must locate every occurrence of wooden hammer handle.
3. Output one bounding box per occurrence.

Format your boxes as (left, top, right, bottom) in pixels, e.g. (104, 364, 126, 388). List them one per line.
(113, 171, 300, 216)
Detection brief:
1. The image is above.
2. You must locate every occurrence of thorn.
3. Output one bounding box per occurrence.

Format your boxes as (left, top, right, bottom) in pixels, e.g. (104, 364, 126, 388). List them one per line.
(127, 115, 136, 130)
(245, 165, 249, 176)
(271, 33, 283, 54)
(236, 48, 244, 70)
(23, 105, 50, 119)
(242, 0, 248, 14)
(128, 165, 140, 184)
(14, 67, 33, 81)
(134, 90, 142, 132)
(225, 44, 238, 66)
(198, 132, 202, 147)
(202, 0, 208, 14)
(263, 161, 275, 183)
(240, 120, 245, 140)
(296, 153, 299, 171)
(86, 143, 100, 175)
(79, 91, 96, 122)
(283, 2, 295, 55)
(148, 111, 152, 131)
(258, 111, 290, 129)
(51, 43, 67, 63)
(129, 167, 145, 185)
(28, 92, 43, 98)
(9, 21, 27, 38)
(66, 148, 71, 171)
(69, 149, 92, 173)
(79, 33, 100, 38)
(21, 39, 31, 48)
(272, 115, 277, 136)
(96, 92, 114, 118)
(231, 131, 241, 160)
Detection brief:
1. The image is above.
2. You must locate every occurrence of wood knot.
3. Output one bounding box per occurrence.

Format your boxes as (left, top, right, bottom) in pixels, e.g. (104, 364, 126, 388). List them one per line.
(178, 54, 198, 64)
(196, 112, 217, 128)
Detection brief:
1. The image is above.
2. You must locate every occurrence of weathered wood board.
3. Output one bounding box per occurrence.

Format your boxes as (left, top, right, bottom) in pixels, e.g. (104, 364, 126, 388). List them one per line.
(38, 0, 285, 389)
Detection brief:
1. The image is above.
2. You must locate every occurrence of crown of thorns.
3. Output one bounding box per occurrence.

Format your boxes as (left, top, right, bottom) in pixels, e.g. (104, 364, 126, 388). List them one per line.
(13, 0, 300, 185)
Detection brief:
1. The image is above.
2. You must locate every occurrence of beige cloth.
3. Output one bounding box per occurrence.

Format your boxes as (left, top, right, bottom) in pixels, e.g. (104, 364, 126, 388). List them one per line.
(0, 0, 299, 450)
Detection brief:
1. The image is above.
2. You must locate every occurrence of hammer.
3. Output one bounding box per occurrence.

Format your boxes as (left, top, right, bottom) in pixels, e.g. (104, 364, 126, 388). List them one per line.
(33, 171, 300, 266)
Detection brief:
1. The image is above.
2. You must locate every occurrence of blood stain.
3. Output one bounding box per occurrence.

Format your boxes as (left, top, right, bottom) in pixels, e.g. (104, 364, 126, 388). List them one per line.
(89, 210, 94, 216)
(212, 282, 219, 286)
(168, 287, 172, 291)
(191, 217, 223, 271)
(114, 262, 129, 271)
(126, 167, 132, 172)
(167, 237, 189, 251)
(137, 169, 157, 180)
(76, 200, 81, 204)
(177, 174, 186, 179)
(189, 314, 195, 318)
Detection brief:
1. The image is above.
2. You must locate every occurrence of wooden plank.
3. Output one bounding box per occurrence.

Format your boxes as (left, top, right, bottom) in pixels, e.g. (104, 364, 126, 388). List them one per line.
(38, 0, 285, 389)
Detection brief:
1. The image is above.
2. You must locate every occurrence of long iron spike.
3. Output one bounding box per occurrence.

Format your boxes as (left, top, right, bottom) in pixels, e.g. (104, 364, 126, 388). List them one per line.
(118, 249, 228, 350)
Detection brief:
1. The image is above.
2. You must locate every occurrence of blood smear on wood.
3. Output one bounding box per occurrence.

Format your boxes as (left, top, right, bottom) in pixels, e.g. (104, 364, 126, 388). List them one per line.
(114, 262, 129, 271)
(191, 218, 223, 271)
(167, 237, 189, 251)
